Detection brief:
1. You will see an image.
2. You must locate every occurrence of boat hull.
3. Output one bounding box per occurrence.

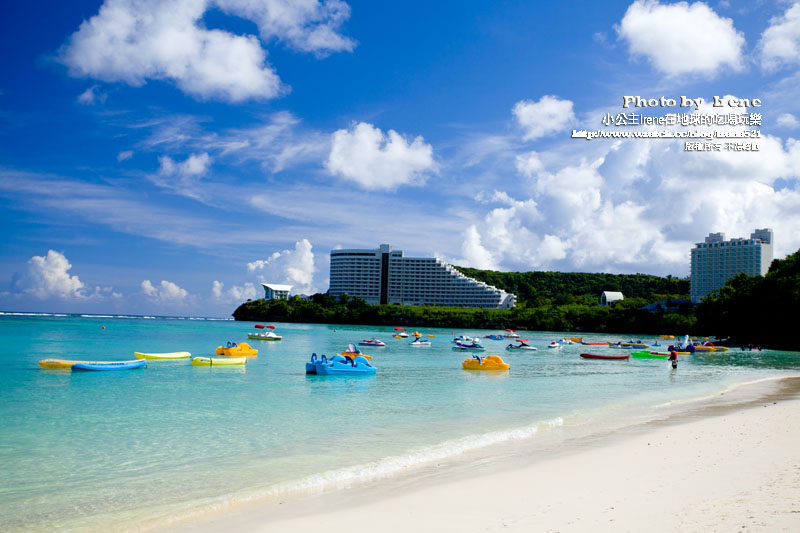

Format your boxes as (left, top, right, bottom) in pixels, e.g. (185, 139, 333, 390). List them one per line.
(72, 360, 146, 371)
(192, 357, 246, 366)
(580, 353, 630, 360)
(134, 351, 191, 360)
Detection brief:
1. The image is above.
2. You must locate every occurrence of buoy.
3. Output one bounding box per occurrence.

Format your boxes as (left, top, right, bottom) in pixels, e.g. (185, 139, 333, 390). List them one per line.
(102, 326, 106, 330)
(333, 329, 336, 333)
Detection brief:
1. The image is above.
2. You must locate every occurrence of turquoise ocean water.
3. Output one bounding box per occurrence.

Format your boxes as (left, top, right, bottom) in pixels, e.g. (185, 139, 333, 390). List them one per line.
(2, 313, 799, 531)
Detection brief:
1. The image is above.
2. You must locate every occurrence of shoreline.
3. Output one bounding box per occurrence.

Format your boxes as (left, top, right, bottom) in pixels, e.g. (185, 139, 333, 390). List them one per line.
(170, 375, 800, 532)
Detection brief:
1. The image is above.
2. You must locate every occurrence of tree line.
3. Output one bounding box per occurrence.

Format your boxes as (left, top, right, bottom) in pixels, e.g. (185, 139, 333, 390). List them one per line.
(233, 251, 799, 350)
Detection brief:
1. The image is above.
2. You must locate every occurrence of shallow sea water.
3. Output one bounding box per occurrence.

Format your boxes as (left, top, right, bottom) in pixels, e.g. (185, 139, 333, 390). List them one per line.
(1, 314, 798, 531)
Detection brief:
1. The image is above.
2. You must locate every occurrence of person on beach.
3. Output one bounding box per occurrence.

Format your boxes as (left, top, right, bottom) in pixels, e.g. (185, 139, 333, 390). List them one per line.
(668, 349, 678, 369)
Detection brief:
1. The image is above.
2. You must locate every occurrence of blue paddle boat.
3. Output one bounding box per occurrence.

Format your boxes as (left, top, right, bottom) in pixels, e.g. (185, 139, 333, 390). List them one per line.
(306, 353, 376, 375)
(71, 359, 146, 371)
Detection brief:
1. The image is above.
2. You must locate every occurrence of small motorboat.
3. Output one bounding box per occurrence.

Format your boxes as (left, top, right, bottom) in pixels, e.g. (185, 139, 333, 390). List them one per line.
(358, 338, 386, 347)
(580, 353, 630, 360)
(216, 342, 258, 356)
(192, 356, 246, 366)
(72, 360, 147, 371)
(410, 337, 431, 346)
(394, 328, 409, 338)
(547, 341, 561, 349)
(506, 339, 537, 351)
(504, 329, 520, 338)
(306, 353, 376, 375)
(134, 351, 191, 360)
(462, 354, 509, 371)
(337, 344, 372, 360)
(452, 340, 486, 351)
(248, 324, 281, 340)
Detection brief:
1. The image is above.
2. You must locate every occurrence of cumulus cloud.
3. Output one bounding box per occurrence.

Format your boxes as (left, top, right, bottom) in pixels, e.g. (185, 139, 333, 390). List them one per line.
(759, 3, 800, 71)
(512, 96, 576, 140)
(141, 279, 189, 301)
(58, 0, 354, 102)
(616, 0, 745, 77)
(24, 250, 87, 299)
(7, 250, 116, 301)
(211, 280, 257, 302)
(77, 85, 107, 105)
(326, 122, 437, 190)
(464, 96, 800, 276)
(247, 238, 316, 293)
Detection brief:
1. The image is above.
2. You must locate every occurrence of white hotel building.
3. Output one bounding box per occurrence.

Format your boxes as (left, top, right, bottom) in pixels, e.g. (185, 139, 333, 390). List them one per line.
(329, 244, 515, 308)
(690, 228, 773, 302)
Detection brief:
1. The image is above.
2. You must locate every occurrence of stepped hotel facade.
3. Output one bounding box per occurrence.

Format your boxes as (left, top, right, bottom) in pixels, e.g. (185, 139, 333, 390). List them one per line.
(690, 228, 773, 302)
(328, 244, 515, 308)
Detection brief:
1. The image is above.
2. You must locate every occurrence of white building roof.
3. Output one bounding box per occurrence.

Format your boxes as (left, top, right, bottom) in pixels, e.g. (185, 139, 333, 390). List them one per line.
(602, 291, 624, 300)
(261, 283, 293, 292)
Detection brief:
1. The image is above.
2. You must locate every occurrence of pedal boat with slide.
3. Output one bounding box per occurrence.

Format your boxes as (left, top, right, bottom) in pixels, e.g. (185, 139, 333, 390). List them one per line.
(306, 353, 377, 375)
(462, 354, 510, 371)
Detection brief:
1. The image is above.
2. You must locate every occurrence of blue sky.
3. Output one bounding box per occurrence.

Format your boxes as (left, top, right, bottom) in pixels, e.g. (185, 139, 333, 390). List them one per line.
(1, 0, 799, 317)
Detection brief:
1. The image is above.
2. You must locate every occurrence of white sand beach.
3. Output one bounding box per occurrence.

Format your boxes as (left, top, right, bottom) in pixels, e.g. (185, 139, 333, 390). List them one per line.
(175, 377, 800, 532)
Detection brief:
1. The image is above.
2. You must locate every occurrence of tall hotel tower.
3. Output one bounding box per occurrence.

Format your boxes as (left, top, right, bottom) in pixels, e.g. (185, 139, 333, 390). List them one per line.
(690, 228, 773, 302)
(329, 244, 515, 308)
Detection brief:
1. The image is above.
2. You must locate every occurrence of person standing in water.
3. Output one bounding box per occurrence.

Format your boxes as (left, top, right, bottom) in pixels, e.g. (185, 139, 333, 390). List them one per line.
(668, 349, 678, 369)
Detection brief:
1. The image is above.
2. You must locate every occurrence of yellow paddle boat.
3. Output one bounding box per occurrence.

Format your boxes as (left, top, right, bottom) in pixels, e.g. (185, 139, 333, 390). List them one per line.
(336, 344, 372, 360)
(192, 356, 246, 366)
(38, 359, 81, 369)
(215, 342, 258, 356)
(462, 355, 510, 371)
(134, 351, 191, 360)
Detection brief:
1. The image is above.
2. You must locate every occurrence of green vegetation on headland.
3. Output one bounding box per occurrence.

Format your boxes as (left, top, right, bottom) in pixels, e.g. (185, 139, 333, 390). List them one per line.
(233, 251, 799, 350)
(233, 270, 694, 334)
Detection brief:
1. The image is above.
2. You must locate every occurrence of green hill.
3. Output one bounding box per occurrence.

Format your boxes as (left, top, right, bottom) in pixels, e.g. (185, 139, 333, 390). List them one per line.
(454, 267, 689, 305)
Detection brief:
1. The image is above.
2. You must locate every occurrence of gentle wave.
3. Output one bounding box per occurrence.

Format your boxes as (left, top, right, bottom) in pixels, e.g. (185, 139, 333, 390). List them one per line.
(655, 374, 800, 408)
(151, 417, 564, 530)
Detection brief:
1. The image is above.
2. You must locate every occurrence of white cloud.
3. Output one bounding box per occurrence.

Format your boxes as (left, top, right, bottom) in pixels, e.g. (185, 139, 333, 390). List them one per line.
(212, 280, 257, 302)
(616, 0, 745, 77)
(326, 122, 437, 190)
(515, 151, 544, 177)
(463, 96, 800, 275)
(7, 250, 117, 301)
(24, 250, 88, 299)
(512, 96, 575, 140)
(777, 113, 799, 129)
(141, 279, 189, 301)
(758, 3, 800, 72)
(153, 152, 212, 199)
(117, 150, 134, 162)
(462, 225, 498, 270)
(58, 0, 353, 102)
(77, 85, 107, 105)
(216, 0, 355, 55)
(247, 238, 316, 293)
